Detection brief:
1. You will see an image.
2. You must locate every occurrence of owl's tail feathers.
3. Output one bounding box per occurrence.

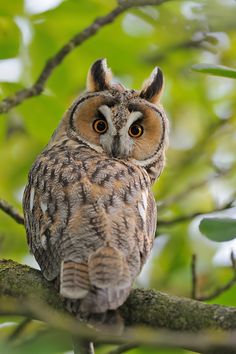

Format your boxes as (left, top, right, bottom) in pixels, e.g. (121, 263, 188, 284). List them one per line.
(60, 260, 89, 299)
(61, 247, 132, 315)
(88, 246, 131, 289)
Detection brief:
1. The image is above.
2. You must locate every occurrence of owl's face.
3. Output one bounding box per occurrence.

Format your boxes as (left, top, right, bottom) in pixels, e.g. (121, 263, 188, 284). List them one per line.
(60, 59, 168, 170)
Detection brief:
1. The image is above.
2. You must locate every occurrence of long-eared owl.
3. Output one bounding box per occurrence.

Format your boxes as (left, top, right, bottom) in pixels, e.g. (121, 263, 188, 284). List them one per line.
(23, 59, 168, 317)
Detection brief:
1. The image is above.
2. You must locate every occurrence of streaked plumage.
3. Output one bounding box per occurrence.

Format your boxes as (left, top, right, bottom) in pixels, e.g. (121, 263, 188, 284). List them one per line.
(23, 59, 168, 317)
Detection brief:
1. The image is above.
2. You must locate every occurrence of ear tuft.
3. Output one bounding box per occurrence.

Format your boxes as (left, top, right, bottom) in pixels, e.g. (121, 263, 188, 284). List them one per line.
(140, 67, 164, 104)
(86, 58, 112, 92)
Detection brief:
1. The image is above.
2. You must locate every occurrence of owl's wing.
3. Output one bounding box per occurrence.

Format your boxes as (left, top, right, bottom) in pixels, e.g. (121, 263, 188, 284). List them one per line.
(142, 190, 157, 263)
(23, 152, 80, 281)
(23, 179, 61, 281)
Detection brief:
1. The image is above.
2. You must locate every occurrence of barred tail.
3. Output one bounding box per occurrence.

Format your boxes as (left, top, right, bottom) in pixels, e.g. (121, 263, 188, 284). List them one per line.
(60, 260, 89, 299)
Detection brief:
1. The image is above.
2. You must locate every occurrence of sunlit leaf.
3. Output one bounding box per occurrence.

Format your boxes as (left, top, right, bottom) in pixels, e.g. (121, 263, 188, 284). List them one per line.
(191, 64, 236, 79)
(199, 218, 236, 242)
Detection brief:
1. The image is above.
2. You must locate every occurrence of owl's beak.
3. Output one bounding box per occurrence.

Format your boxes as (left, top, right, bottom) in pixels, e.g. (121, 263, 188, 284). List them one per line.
(111, 134, 120, 158)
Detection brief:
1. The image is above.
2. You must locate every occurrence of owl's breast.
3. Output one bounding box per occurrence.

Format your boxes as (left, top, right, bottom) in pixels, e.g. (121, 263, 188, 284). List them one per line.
(84, 156, 149, 206)
(24, 143, 156, 275)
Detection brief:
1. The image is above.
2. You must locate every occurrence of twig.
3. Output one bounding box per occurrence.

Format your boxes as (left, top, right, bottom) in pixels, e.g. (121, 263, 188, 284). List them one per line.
(158, 211, 209, 227)
(159, 119, 228, 199)
(106, 343, 138, 354)
(0, 0, 170, 115)
(7, 318, 31, 341)
(231, 251, 236, 274)
(146, 37, 206, 63)
(159, 168, 232, 210)
(158, 197, 235, 227)
(191, 254, 197, 300)
(0, 198, 24, 225)
(197, 251, 236, 302)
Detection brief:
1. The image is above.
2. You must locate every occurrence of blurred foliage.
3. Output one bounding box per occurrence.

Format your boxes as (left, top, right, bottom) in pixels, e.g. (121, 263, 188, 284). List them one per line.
(192, 63, 236, 78)
(0, 0, 236, 353)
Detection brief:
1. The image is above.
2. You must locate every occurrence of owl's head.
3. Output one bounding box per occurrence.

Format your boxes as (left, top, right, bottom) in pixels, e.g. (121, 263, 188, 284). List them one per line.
(59, 59, 168, 180)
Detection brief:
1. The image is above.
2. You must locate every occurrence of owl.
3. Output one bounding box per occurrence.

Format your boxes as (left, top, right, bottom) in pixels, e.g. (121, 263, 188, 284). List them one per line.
(23, 59, 168, 319)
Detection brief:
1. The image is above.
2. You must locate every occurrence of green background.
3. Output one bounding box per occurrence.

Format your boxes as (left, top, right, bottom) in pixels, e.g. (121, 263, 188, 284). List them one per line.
(1, 0, 236, 353)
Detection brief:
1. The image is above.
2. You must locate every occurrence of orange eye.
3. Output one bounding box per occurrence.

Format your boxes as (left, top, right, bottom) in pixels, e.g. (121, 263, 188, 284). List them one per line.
(93, 119, 108, 134)
(129, 124, 143, 138)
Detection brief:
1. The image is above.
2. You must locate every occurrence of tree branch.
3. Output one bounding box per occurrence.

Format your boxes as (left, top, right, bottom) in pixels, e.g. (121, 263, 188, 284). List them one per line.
(191, 254, 197, 299)
(0, 199, 24, 225)
(7, 318, 31, 342)
(192, 252, 236, 302)
(1, 259, 236, 332)
(0, 0, 169, 115)
(2, 259, 236, 352)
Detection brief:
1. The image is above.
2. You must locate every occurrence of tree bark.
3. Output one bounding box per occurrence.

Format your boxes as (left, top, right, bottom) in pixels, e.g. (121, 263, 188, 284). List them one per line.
(1, 259, 236, 332)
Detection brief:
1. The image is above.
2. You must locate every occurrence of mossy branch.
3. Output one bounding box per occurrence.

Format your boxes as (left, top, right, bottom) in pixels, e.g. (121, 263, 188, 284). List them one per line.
(1, 259, 236, 354)
(1, 259, 236, 331)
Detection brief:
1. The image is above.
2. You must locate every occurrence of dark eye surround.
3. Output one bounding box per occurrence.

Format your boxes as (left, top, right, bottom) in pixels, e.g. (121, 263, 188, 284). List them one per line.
(93, 118, 108, 134)
(129, 123, 144, 138)
(93, 110, 108, 134)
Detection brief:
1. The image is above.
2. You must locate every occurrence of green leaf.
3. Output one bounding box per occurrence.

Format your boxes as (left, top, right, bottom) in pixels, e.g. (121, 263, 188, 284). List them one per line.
(199, 218, 236, 242)
(191, 64, 236, 79)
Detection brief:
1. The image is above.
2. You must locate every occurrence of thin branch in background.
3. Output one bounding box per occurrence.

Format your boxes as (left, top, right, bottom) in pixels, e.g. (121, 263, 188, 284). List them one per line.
(177, 120, 227, 172)
(156, 116, 236, 216)
(196, 252, 236, 302)
(0, 0, 169, 115)
(158, 118, 229, 201)
(106, 343, 138, 354)
(191, 254, 197, 300)
(0, 199, 24, 225)
(146, 38, 206, 64)
(158, 210, 208, 227)
(145, 30, 233, 64)
(159, 167, 232, 210)
(158, 194, 235, 227)
(7, 318, 31, 342)
(231, 251, 236, 274)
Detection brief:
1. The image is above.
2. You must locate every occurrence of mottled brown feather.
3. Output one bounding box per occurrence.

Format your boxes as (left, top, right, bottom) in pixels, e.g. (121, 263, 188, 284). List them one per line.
(88, 246, 131, 288)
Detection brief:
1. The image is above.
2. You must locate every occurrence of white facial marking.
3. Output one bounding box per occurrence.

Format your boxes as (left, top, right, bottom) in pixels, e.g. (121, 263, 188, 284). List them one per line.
(99, 105, 116, 136)
(99, 105, 111, 119)
(29, 187, 35, 211)
(127, 111, 143, 126)
(118, 111, 143, 157)
(99, 105, 117, 155)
